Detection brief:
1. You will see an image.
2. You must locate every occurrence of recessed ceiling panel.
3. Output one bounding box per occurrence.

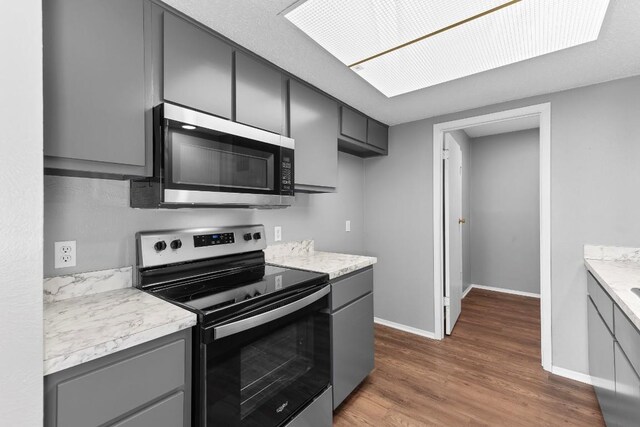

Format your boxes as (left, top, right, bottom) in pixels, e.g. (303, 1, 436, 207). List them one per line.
(285, 0, 610, 97)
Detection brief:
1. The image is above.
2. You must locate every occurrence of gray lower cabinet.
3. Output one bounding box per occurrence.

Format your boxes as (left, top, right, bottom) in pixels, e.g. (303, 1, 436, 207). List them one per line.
(330, 268, 375, 409)
(44, 329, 191, 427)
(235, 51, 285, 134)
(43, 0, 149, 177)
(588, 272, 640, 427)
(285, 386, 333, 427)
(614, 343, 640, 427)
(163, 11, 233, 119)
(587, 297, 616, 426)
(289, 80, 338, 191)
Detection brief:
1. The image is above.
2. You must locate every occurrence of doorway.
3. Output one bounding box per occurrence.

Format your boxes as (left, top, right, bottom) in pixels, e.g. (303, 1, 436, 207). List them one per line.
(433, 103, 552, 371)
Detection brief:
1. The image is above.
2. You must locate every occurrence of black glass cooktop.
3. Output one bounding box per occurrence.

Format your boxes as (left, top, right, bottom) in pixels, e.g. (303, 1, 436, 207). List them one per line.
(149, 264, 328, 324)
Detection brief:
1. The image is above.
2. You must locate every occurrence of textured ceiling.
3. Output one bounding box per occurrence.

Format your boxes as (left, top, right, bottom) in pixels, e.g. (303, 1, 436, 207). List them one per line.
(164, 0, 640, 126)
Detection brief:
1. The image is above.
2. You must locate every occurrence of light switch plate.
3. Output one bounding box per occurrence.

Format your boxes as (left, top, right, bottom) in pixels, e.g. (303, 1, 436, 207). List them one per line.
(345, 220, 351, 232)
(55, 240, 77, 269)
(274, 226, 282, 242)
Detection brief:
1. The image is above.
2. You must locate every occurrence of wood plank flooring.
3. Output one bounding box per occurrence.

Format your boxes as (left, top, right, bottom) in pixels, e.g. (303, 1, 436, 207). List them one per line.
(333, 288, 604, 426)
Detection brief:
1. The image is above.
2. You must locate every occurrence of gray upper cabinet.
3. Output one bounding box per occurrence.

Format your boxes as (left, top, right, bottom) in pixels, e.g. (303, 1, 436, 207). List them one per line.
(43, 0, 148, 177)
(289, 80, 338, 191)
(340, 106, 367, 143)
(163, 12, 233, 119)
(367, 119, 389, 153)
(235, 52, 285, 134)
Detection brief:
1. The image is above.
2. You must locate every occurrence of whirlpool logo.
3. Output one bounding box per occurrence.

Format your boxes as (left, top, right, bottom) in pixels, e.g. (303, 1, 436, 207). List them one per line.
(276, 401, 289, 413)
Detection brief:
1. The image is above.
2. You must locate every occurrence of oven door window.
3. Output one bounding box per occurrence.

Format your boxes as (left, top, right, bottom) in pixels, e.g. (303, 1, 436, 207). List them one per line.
(166, 129, 278, 194)
(204, 299, 329, 426)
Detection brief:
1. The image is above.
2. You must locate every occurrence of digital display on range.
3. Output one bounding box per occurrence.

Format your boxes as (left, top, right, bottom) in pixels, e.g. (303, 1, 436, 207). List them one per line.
(193, 232, 235, 248)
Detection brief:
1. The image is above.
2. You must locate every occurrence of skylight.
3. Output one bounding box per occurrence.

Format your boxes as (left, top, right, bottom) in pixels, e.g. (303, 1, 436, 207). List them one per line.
(285, 0, 610, 97)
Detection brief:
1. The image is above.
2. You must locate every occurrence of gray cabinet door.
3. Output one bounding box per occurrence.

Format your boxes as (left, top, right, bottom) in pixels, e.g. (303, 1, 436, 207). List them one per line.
(614, 343, 640, 427)
(331, 293, 374, 409)
(340, 107, 367, 143)
(235, 52, 284, 134)
(588, 298, 616, 426)
(367, 119, 389, 152)
(163, 12, 233, 119)
(43, 0, 147, 174)
(289, 80, 338, 190)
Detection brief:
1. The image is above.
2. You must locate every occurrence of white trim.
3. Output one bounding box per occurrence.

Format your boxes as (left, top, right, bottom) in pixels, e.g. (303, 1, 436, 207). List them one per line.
(462, 286, 473, 299)
(432, 103, 552, 372)
(374, 317, 436, 340)
(551, 366, 592, 385)
(465, 284, 541, 299)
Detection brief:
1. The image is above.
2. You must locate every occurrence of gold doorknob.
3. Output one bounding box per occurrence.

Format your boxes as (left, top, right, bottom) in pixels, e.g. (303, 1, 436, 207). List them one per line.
(458, 218, 466, 224)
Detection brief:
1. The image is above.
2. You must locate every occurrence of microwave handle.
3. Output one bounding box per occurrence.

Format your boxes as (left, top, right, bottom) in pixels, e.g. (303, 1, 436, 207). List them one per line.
(212, 285, 330, 340)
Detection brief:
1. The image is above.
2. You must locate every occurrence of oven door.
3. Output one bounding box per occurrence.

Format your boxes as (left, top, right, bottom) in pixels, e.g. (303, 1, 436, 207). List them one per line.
(157, 103, 294, 207)
(198, 285, 330, 427)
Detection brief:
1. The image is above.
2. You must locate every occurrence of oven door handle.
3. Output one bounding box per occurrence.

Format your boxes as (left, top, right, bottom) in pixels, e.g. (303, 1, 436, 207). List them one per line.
(212, 285, 330, 340)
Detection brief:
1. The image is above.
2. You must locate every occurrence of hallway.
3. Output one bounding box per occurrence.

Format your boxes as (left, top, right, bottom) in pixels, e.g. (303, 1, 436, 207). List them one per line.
(333, 289, 603, 426)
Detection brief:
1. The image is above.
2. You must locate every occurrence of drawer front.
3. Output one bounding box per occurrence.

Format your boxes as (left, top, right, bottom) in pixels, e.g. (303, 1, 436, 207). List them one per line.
(614, 343, 640, 427)
(57, 340, 185, 427)
(614, 305, 640, 376)
(331, 268, 373, 311)
(112, 392, 184, 427)
(285, 386, 332, 427)
(587, 272, 614, 333)
(331, 293, 374, 409)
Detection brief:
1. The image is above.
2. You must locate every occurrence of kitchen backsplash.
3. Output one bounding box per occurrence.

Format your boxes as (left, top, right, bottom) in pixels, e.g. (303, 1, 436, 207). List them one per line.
(44, 267, 133, 303)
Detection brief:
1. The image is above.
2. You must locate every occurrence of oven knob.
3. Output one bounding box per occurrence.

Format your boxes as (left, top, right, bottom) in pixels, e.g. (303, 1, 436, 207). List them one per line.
(253, 232, 262, 240)
(243, 233, 252, 241)
(154, 240, 167, 252)
(170, 239, 182, 250)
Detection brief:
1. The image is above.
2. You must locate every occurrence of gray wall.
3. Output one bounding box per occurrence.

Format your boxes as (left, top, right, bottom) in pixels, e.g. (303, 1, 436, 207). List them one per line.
(469, 129, 540, 294)
(448, 131, 472, 291)
(44, 152, 365, 277)
(364, 75, 640, 375)
(0, 0, 44, 424)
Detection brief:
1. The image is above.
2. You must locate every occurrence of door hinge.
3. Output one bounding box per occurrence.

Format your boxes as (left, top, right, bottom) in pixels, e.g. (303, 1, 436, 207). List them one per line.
(443, 296, 451, 307)
(442, 149, 450, 160)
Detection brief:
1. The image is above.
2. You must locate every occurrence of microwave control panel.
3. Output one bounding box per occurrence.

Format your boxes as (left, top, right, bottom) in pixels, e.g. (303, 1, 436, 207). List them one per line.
(194, 232, 235, 248)
(281, 155, 293, 193)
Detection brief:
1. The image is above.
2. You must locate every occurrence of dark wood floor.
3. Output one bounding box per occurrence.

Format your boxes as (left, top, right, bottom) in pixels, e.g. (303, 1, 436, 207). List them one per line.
(333, 288, 604, 426)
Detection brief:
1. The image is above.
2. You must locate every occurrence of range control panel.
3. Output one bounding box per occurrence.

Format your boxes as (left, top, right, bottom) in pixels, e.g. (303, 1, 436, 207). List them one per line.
(194, 232, 235, 248)
(137, 225, 266, 269)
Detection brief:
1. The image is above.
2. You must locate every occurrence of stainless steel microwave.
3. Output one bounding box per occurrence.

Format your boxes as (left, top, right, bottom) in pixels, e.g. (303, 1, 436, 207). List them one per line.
(131, 103, 295, 208)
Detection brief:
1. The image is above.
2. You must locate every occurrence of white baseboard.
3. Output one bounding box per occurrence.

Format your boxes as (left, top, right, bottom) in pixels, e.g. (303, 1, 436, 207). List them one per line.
(551, 366, 592, 385)
(464, 284, 540, 299)
(462, 286, 473, 299)
(374, 317, 437, 340)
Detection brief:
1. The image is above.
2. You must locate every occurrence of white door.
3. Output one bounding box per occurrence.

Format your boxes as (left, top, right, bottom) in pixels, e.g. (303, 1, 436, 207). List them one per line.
(444, 133, 463, 335)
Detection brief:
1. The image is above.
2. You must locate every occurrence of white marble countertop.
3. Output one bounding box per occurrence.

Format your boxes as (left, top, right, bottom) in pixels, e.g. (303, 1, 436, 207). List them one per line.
(264, 240, 376, 280)
(584, 245, 640, 331)
(44, 287, 196, 376)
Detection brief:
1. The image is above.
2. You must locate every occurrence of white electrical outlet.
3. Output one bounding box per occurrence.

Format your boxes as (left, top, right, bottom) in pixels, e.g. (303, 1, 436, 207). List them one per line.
(345, 220, 351, 232)
(55, 240, 77, 269)
(274, 226, 282, 242)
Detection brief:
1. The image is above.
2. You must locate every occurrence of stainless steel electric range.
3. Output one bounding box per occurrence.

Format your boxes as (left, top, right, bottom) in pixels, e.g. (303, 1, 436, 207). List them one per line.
(136, 225, 330, 427)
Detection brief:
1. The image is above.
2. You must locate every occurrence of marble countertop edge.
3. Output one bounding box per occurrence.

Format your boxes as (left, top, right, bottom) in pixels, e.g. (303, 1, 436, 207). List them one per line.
(44, 312, 196, 376)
